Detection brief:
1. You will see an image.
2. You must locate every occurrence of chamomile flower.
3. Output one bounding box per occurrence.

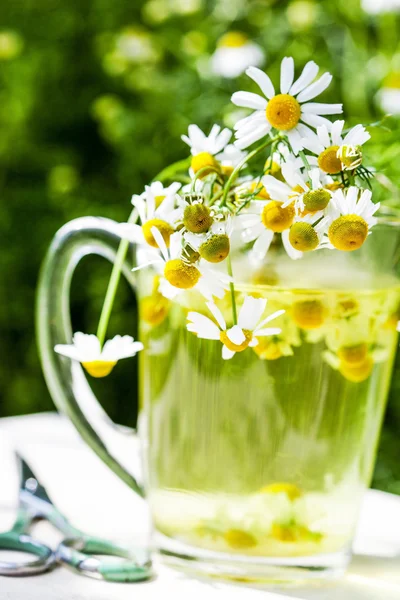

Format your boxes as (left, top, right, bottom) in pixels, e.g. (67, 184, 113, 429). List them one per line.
(301, 120, 370, 174)
(264, 165, 333, 216)
(55, 333, 143, 378)
(262, 157, 308, 206)
(231, 57, 342, 153)
(184, 217, 233, 264)
(182, 124, 232, 177)
(323, 344, 386, 383)
(325, 187, 380, 252)
(182, 124, 232, 156)
(130, 181, 182, 248)
(238, 200, 302, 260)
(187, 296, 284, 360)
(211, 32, 265, 79)
(288, 212, 332, 253)
(136, 227, 231, 300)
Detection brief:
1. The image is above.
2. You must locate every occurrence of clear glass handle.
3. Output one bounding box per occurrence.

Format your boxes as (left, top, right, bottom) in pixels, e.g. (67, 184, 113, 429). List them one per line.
(36, 216, 144, 497)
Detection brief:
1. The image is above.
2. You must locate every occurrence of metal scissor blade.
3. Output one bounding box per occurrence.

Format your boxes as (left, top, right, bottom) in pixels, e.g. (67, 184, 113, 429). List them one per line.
(16, 454, 54, 507)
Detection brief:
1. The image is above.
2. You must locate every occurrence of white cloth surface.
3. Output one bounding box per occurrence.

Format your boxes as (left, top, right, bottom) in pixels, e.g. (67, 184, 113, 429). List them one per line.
(0, 412, 399, 599)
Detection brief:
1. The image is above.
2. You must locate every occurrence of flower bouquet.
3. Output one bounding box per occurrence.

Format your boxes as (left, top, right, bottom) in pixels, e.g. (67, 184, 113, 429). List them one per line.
(40, 57, 400, 583)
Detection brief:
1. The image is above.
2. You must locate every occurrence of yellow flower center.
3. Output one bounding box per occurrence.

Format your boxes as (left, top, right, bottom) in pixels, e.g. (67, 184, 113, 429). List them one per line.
(224, 529, 257, 549)
(191, 152, 220, 177)
(292, 300, 325, 330)
(261, 201, 295, 232)
(328, 214, 368, 252)
(199, 234, 230, 263)
(220, 329, 252, 352)
(318, 145, 342, 174)
(218, 31, 248, 48)
(250, 181, 270, 200)
(266, 94, 301, 131)
(259, 482, 302, 501)
(253, 338, 282, 360)
(339, 356, 373, 383)
(325, 182, 343, 192)
(141, 295, 169, 326)
(289, 222, 319, 252)
(164, 258, 201, 289)
(82, 360, 117, 378)
(221, 165, 234, 177)
(303, 189, 331, 212)
(142, 218, 174, 248)
(183, 202, 213, 233)
(337, 343, 368, 366)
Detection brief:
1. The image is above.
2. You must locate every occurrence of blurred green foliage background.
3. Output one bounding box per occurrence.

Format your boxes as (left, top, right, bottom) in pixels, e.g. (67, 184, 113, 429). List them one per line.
(1, 0, 400, 493)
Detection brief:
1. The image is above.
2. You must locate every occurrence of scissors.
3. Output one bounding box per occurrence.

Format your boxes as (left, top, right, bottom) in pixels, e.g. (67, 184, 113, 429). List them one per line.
(0, 454, 152, 581)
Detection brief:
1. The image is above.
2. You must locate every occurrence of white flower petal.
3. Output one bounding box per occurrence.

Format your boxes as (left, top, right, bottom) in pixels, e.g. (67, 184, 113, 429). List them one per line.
(317, 124, 330, 149)
(330, 120, 345, 146)
(131, 195, 147, 224)
(206, 301, 226, 330)
(222, 345, 235, 360)
(263, 175, 292, 201)
(187, 312, 221, 339)
(343, 124, 370, 146)
(227, 325, 246, 345)
(235, 124, 271, 149)
(235, 115, 268, 136)
(280, 57, 295, 94)
(151, 226, 169, 261)
(297, 72, 332, 103)
(169, 231, 183, 259)
(117, 223, 143, 243)
(253, 229, 274, 258)
(300, 136, 324, 155)
(54, 344, 82, 361)
(301, 102, 343, 115)
(231, 91, 268, 110)
(256, 309, 285, 331)
(158, 278, 180, 299)
(214, 127, 233, 153)
(246, 66, 275, 99)
(300, 113, 334, 130)
(290, 61, 319, 96)
(234, 110, 265, 131)
(286, 128, 304, 155)
(255, 327, 282, 337)
(238, 296, 267, 330)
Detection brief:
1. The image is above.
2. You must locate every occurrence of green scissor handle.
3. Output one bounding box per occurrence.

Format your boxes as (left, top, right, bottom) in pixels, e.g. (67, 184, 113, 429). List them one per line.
(0, 531, 55, 576)
(57, 536, 152, 582)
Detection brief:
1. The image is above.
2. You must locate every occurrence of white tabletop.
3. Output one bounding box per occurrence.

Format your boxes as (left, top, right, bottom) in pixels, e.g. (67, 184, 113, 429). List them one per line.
(0, 412, 399, 600)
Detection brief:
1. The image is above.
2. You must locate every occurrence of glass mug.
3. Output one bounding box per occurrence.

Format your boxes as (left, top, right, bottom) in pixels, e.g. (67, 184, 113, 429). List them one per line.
(36, 215, 400, 584)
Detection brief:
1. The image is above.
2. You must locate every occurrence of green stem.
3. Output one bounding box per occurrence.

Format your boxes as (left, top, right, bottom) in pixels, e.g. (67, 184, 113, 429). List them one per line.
(226, 254, 237, 325)
(299, 150, 312, 186)
(191, 166, 221, 191)
(96, 208, 138, 346)
(220, 136, 280, 208)
(209, 189, 224, 205)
